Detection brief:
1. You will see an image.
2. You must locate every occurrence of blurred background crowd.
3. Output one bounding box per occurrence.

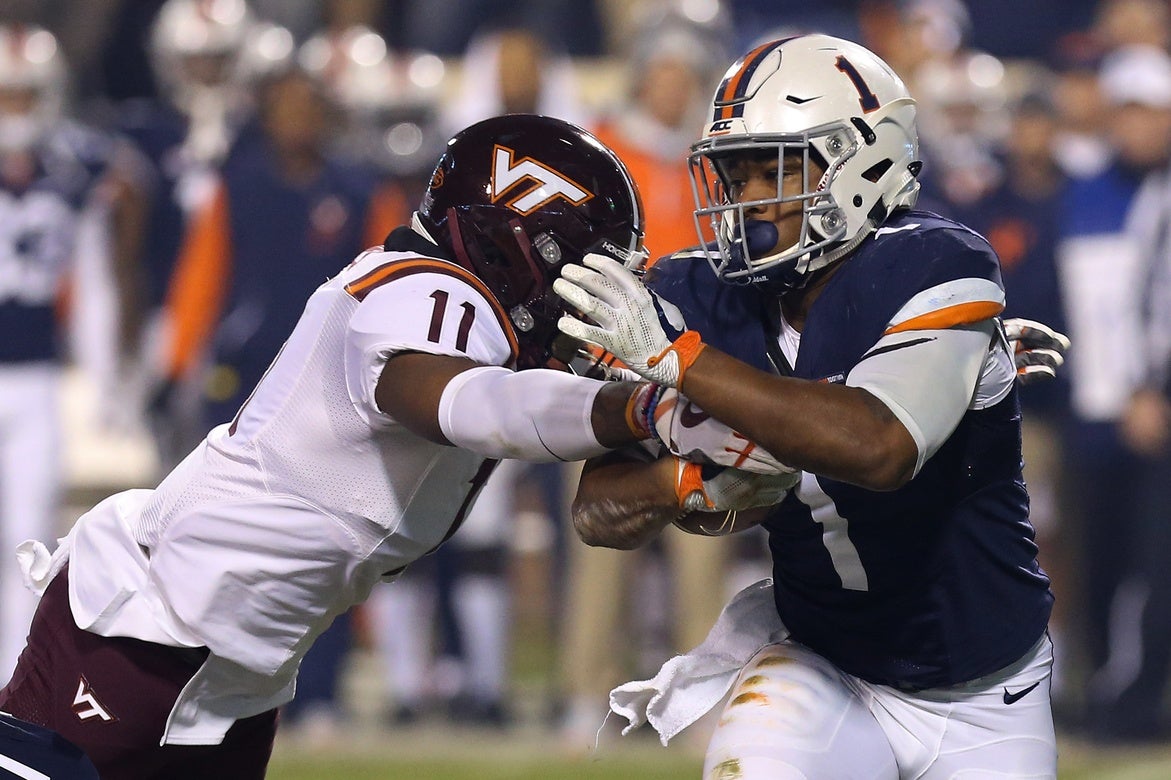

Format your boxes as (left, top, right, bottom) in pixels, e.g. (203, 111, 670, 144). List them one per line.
(4, 0, 1171, 761)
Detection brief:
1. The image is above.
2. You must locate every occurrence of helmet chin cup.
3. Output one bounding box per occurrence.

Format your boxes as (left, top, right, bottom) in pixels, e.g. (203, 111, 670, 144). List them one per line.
(738, 219, 780, 263)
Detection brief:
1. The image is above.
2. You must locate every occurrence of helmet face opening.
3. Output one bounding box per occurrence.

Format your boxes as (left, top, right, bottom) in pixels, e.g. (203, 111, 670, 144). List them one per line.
(0, 25, 66, 154)
(690, 125, 852, 288)
(417, 114, 645, 369)
(690, 34, 921, 290)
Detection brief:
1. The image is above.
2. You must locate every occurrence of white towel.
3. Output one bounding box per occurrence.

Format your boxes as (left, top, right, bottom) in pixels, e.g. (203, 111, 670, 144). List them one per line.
(608, 578, 788, 746)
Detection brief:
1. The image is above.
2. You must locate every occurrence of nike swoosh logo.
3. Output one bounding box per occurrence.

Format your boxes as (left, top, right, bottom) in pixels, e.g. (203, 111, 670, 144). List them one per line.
(786, 95, 819, 104)
(1002, 681, 1040, 705)
(678, 402, 710, 428)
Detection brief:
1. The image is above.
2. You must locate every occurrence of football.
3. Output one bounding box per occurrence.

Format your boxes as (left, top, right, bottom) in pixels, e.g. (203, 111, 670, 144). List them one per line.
(672, 506, 770, 536)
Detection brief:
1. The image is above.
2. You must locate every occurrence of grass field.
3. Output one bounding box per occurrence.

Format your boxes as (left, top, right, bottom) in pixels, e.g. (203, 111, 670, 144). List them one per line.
(262, 714, 1171, 780)
(252, 647, 1171, 779)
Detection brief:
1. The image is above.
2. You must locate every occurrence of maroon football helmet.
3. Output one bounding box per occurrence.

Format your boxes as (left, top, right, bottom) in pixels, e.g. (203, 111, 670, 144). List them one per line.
(416, 113, 645, 369)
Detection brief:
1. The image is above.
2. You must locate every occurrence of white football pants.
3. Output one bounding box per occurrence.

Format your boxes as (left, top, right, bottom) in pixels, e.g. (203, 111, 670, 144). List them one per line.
(0, 363, 61, 685)
(704, 635, 1056, 779)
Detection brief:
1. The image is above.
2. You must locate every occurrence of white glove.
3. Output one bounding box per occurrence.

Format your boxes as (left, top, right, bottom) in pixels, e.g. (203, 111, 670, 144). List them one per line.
(653, 389, 796, 476)
(674, 458, 800, 513)
(1002, 318, 1070, 385)
(555, 253, 705, 388)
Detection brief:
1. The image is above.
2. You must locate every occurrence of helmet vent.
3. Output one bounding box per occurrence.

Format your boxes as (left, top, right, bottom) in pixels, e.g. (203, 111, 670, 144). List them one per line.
(861, 159, 892, 183)
(850, 117, 877, 145)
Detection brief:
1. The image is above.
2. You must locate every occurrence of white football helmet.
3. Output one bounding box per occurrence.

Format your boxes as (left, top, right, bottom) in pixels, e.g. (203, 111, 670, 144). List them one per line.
(150, 0, 256, 109)
(689, 34, 921, 288)
(300, 26, 446, 176)
(0, 25, 67, 154)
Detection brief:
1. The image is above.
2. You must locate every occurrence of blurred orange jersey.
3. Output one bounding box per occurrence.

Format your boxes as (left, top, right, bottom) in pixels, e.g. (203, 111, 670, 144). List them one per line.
(593, 120, 699, 267)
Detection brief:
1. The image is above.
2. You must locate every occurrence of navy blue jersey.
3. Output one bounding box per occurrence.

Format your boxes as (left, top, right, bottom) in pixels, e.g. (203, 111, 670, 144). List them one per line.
(647, 210, 1052, 690)
(0, 711, 99, 778)
(118, 99, 259, 309)
(954, 178, 1071, 417)
(117, 100, 193, 308)
(198, 143, 382, 426)
(0, 122, 115, 363)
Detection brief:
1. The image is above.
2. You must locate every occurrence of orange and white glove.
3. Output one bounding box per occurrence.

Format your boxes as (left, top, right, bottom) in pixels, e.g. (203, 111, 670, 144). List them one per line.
(652, 389, 797, 475)
(673, 458, 800, 513)
(555, 253, 705, 388)
(1003, 318, 1070, 384)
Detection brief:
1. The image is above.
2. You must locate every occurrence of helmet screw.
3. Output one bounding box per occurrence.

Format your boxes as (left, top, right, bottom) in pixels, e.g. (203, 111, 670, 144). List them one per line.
(510, 305, 536, 332)
(533, 233, 562, 264)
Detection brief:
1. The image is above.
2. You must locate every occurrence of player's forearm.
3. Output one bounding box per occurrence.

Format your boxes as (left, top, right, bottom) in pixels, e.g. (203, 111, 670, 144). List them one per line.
(680, 347, 916, 490)
(437, 368, 644, 461)
(573, 453, 680, 549)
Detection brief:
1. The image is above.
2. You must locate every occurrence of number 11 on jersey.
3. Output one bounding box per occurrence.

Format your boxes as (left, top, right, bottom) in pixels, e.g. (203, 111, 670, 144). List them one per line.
(428, 289, 477, 353)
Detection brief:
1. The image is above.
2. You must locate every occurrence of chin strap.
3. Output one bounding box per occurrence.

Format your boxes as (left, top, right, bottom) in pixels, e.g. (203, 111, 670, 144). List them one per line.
(800, 220, 875, 277)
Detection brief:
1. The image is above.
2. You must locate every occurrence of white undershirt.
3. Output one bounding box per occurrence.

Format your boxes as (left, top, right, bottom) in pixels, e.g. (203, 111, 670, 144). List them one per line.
(778, 308, 802, 367)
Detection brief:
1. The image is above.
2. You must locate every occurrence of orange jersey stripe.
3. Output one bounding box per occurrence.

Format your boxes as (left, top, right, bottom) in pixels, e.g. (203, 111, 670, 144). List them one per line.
(166, 183, 232, 379)
(883, 300, 1005, 336)
(718, 41, 776, 119)
(345, 257, 520, 359)
(362, 183, 409, 248)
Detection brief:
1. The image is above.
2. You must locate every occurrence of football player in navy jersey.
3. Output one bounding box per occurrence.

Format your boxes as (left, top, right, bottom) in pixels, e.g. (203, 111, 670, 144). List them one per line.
(556, 35, 1062, 778)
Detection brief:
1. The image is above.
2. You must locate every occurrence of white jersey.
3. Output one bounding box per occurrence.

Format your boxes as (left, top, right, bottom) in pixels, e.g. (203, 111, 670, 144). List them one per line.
(22, 243, 520, 744)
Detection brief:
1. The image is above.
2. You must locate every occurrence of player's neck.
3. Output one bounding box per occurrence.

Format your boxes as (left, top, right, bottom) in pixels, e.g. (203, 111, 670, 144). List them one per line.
(779, 261, 844, 331)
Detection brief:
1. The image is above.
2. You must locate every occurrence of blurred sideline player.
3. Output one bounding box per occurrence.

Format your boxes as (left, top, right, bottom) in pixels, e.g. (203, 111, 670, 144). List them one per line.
(556, 35, 1064, 778)
(0, 114, 793, 778)
(0, 24, 144, 686)
(121, 0, 286, 467)
(367, 459, 525, 726)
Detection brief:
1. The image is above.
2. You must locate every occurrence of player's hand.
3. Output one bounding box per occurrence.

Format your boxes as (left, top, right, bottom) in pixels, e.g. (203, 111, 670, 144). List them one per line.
(653, 389, 796, 475)
(1003, 318, 1070, 384)
(555, 253, 705, 388)
(673, 457, 800, 513)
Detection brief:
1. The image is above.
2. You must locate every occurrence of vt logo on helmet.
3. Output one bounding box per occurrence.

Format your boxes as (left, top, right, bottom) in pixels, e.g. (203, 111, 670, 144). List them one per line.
(490, 145, 595, 215)
(417, 114, 645, 369)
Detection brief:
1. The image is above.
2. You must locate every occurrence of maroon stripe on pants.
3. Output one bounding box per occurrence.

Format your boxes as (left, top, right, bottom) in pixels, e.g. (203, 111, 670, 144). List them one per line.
(0, 565, 278, 779)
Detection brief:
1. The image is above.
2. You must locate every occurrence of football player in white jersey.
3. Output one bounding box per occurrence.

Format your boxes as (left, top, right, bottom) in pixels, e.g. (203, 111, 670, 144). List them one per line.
(0, 25, 145, 687)
(0, 113, 794, 778)
(555, 36, 1064, 779)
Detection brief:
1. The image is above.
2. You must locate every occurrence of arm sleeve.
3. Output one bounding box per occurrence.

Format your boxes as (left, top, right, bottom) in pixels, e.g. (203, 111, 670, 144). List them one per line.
(437, 365, 609, 462)
(846, 323, 995, 477)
